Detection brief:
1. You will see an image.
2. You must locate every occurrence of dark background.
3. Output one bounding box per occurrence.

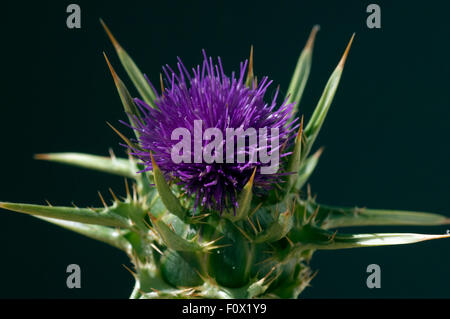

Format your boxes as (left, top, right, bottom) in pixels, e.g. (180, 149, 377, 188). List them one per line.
(0, 1, 449, 298)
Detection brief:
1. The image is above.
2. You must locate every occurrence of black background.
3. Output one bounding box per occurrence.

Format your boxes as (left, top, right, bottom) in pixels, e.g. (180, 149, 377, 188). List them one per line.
(0, 1, 449, 298)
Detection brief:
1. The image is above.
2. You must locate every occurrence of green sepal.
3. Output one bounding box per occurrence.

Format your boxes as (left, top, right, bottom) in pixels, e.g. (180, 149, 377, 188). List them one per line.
(303, 34, 354, 159)
(34, 152, 136, 178)
(150, 153, 185, 220)
(101, 19, 157, 108)
(149, 215, 204, 252)
(33, 216, 132, 253)
(302, 201, 450, 229)
(103, 53, 143, 140)
(290, 224, 450, 250)
(245, 46, 254, 88)
(208, 219, 253, 288)
(0, 202, 129, 228)
(285, 117, 303, 193)
(286, 25, 319, 122)
(295, 148, 323, 190)
(226, 168, 255, 222)
(253, 202, 295, 243)
(160, 250, 203, 287)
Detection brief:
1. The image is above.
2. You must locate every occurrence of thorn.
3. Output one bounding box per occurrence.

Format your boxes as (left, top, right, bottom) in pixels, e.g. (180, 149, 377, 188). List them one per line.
(247, 167, 257, 187)
(34, 154, 49, 160)
(108, 148, 117, 160)
(122, 264, 137, 277)
(109, 188, 119, 202)
(307, 205, 320, 224)
(106, 121, 137, 150)
(247, 217, 258, 235)
(255, 256, 275, 266)
(328, 230, 338, 242)
(234, 224, 252, 242)
(249, 202, 262, 218)
(262, 265, 277, 282)
(124, 178, 131, 199)
(285, 236, 294, 248)
(307, 184, 312, 200)
(98, 191, 108, 209)
(295, 115, 304, 144)
(99, 18, 122, 50)
(132, 183, 138, 202)
(337, 33, 355, 69)
(150, 243, 163, 255)
(103, 52, 120, 86)
(255, 215, 263, 233)
(44, 199, 53, 207)
(71, 202, 79, 209)
(149, 152, 158, 170)
(160, 73, 165, 94)
(313, 147, 324, 159)
(305, 25, 320, 50)
(247, 45, 254, 80)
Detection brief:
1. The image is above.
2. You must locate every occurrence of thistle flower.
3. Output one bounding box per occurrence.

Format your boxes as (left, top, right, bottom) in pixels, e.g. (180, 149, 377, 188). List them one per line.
(1, 22, 449, 299)
(129, 51, 298, 214)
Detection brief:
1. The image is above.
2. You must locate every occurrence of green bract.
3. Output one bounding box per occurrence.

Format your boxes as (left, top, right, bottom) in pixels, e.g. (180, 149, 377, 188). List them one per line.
(1, 23, 449, 299)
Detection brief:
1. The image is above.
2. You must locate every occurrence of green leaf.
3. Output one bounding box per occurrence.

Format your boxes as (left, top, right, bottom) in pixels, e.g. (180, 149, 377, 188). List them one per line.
(0, 202, 129, 228)
(303, 33, 354, 159)
(226, 168, 255, 222)
(295, 148, 323, 190)
(304, 202, 450, 229)
(101, 19, 157, 107)
(286, 25, 319, 123)
(34, 152, 136, 178)
(245, 46, 254, 88)
(33, 216, 132, 252)
(103, 53, 143, 140)
(254, 205, 294, 243)
(150, 153, 185, 220)
(290, 225, 450, 250)
(149, 215, 202, 252)
(285, 117, 303, 193)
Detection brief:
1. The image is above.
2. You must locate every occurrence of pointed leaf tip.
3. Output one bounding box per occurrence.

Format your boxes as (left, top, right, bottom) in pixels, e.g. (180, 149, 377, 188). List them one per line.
(295, 115, 304, 144)
(34, 153, 49, 160)
(100, 18, 121, 50)
(103, 52, 119, 84)
(338, 33, 355, 69)
(150, 152, 157, 169)
(305, 25, 320, 50)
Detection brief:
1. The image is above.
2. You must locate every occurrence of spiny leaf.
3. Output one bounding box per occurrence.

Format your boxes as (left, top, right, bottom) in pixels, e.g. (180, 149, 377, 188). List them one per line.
(295, 147, 323, 190)
(226, 168, 256, 222)
(101, 19, 157, 107)
(245, 45, 254, 88)
(305, 202, 450, 229)
(286, 116, 304, 193)
(149, 215, 202, 252)
(103, 53, 143, 139)
(286, 25, 319, 122)
(0, 202, 129, 228)
(150, 153, 185, 220)
(303, 33, 354, 159)
(34, 152, 136, 178)
(33, 216, 132, 252)
(254, 203, 294, 243)
(290, 224, 450, 250)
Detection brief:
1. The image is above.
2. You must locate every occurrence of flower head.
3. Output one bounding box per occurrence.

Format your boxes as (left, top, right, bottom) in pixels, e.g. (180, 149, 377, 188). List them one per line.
(128, 51, 297, 214)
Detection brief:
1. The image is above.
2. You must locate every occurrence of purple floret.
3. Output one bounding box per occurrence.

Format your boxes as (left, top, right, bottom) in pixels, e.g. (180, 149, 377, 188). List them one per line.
(127, 51, 298, 214)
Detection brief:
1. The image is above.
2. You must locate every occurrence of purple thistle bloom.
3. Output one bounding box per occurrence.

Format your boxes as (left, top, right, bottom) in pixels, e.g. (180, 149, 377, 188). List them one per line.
(128, 51, 298, 214)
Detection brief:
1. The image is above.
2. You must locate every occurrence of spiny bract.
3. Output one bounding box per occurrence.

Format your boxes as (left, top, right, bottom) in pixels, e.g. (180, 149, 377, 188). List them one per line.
(1, 22, 449, 299)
